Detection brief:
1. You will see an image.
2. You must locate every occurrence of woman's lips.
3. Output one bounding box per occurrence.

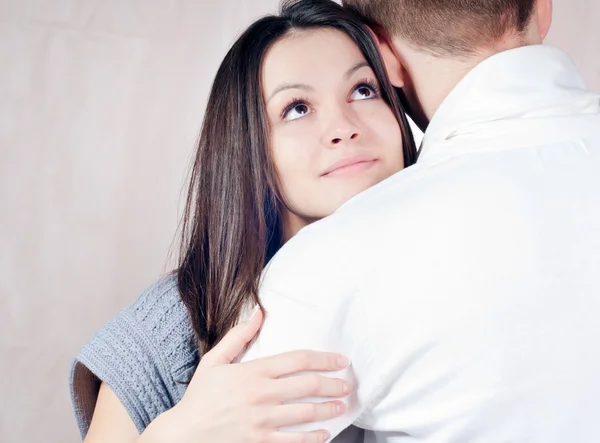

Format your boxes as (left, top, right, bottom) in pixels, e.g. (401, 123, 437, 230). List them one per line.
(321, 154, 379, 177)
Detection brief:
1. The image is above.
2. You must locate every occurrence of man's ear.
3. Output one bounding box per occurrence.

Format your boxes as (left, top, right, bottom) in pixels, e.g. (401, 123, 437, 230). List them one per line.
(536, 0, 553, 40)
(366, 25, 406, 88)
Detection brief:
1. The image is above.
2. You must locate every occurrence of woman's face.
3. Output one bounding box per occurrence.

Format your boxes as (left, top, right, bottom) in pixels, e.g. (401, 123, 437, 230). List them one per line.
(262, 28, 404, 238)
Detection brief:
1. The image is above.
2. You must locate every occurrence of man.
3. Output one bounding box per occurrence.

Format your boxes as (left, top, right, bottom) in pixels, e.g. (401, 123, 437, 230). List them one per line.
(242, 0, 600, 441)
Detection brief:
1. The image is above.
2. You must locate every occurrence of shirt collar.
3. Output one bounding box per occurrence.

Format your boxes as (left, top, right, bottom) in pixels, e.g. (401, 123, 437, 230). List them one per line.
(418, 45, 600, 163)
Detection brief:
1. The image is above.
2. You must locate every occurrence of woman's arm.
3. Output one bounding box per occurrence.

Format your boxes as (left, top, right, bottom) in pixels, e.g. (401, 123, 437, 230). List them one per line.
(83, 309, 352, 443)
(84, 382, 138, 443)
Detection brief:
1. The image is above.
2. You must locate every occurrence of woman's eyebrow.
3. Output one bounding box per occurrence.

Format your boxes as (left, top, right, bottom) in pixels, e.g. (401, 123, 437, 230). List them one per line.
(344, 61, 370, 80)
(267, 83, 314, 103)
(267, 61, 370, 103)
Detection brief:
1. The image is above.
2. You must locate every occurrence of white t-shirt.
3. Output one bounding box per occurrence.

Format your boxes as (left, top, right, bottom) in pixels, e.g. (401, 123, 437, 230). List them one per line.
(242, 45, 600, 442)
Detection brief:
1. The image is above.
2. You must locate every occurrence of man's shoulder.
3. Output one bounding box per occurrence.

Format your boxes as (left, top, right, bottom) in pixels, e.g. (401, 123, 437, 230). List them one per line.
(260, 165, 437, 292)
(298, 156, 478, 236)
(263, 152, 526, 280)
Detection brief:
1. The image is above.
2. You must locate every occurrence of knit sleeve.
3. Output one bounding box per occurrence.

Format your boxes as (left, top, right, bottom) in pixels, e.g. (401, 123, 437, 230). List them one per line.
(69, 275, 199, 439)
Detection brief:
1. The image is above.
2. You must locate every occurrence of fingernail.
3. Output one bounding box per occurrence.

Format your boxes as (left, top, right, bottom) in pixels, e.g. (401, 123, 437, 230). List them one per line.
(335, 401, 347, 415)
(245, 305, 260, 322)
(322, 431, 331, 442)
(337, 355, 350, 368)
(342, 381, 352, 395)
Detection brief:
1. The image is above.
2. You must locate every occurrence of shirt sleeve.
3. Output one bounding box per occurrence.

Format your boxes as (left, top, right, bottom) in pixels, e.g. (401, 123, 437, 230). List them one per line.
(240, 285, 378, 440)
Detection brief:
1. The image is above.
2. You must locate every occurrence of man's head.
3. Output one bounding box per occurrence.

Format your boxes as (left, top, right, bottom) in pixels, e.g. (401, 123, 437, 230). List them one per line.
(342, 0, 553, 126)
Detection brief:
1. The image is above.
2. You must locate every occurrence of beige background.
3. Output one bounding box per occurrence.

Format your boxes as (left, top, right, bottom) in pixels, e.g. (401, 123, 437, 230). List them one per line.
(1, 1, 598, 442)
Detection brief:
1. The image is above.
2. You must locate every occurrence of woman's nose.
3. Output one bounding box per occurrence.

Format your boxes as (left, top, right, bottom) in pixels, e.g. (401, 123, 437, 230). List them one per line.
(331, 132, 360, 145)
(324, 110, 361, 147)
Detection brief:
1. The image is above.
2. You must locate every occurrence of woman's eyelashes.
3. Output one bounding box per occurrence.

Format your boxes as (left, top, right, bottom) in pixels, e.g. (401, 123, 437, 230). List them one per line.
(282, 99, 312, 122)
(350, 78, 380, 101)
(280, 78, 381, 123)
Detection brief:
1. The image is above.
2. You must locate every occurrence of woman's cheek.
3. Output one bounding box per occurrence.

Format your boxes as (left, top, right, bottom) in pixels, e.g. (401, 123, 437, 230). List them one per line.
(368, 106, 402, 138)
(272, 132, 312, 193)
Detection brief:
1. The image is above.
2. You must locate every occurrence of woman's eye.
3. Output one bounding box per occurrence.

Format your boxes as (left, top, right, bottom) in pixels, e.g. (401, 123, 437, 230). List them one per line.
(351, 84, 377, 101)
(283, 103, 311, 121)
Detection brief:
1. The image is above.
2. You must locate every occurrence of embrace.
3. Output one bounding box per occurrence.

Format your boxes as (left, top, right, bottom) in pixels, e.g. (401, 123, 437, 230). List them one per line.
(71, 0, 600, 442)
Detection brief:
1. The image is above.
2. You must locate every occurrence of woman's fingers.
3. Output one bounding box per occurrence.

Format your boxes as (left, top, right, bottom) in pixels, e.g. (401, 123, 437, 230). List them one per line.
(201, 307, 263, 366)
(271, 374, 352, 402)
(266, 401, 347, 428)
(269, 429, 332, 443)
(256, 350, 349, 378)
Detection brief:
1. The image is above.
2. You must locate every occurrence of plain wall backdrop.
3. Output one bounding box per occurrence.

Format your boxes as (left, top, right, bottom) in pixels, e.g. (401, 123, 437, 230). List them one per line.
(1, 1, 598, 442)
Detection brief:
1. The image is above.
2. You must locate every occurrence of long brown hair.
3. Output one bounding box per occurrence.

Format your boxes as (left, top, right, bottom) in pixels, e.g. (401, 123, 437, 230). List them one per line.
(177, 0, 418, 355)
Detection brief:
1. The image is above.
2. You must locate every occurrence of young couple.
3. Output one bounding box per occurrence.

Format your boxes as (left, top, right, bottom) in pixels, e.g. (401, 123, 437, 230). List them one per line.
(71, 0, 600, 442)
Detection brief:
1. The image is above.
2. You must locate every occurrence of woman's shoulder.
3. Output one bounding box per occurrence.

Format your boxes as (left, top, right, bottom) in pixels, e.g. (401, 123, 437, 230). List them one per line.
(124, 273, 199, 376)
(103, 273, 199, 381)
(70, 273, 199, 437)
(128, 274, 190, 335)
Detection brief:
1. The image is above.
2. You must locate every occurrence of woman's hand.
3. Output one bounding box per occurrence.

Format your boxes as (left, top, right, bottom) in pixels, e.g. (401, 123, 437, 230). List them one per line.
(144, 308, 352, 443)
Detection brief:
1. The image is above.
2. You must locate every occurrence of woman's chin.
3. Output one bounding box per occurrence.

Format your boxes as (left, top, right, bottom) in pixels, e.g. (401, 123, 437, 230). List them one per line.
(332, 174, 388, 203)
(321, 181, 383, 214)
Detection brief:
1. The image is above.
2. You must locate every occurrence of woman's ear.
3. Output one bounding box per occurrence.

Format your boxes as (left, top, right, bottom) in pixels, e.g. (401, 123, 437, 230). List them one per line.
(367, 26, 405, 88)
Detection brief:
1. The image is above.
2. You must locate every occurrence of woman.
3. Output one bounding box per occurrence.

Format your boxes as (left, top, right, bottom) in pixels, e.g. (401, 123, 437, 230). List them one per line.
(71, 0, 417, 442)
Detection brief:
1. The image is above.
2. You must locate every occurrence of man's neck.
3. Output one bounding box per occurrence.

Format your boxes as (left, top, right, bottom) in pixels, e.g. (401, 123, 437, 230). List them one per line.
(400, 49, 478, 126)
(395, 35, 539, 125)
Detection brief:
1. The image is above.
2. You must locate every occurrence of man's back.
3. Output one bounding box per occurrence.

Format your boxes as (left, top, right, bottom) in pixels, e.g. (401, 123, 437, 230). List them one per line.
(242, 46, 600, 441)
(347, 138, 600, 441)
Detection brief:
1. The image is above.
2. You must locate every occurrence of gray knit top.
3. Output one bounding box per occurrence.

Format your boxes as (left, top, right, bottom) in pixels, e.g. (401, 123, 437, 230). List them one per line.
(69, 275, 199, 438)
(69, 274, 364, 442)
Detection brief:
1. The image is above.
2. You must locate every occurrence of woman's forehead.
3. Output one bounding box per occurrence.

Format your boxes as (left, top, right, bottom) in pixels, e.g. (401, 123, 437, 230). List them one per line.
(261, 28, 369, 96)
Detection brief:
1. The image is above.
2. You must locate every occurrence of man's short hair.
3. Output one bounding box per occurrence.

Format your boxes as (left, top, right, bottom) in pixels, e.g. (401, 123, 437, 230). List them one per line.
(342, 0, 536, 57)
